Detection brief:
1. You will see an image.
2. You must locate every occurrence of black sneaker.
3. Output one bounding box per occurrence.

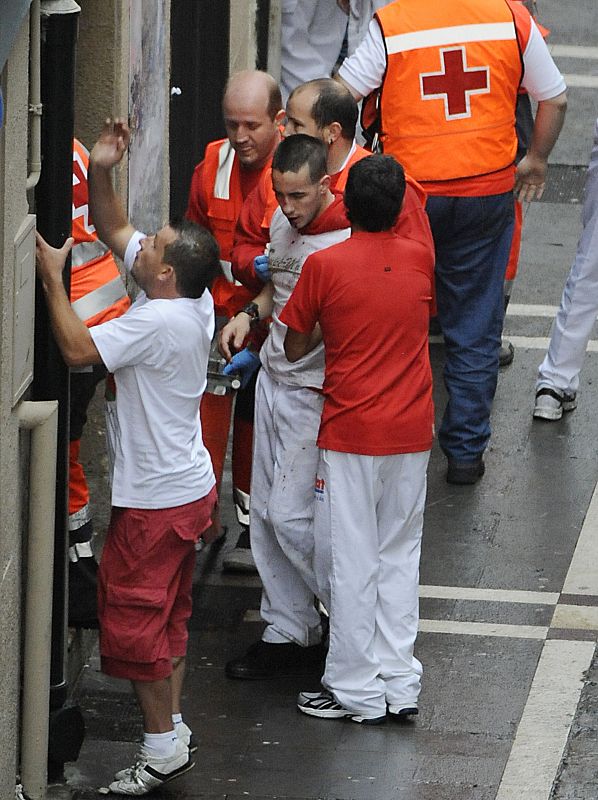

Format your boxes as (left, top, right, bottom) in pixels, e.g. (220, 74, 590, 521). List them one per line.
(446, 458, 485, 485)
(499, 340, 515, 367)
(225, 639, 325, 680)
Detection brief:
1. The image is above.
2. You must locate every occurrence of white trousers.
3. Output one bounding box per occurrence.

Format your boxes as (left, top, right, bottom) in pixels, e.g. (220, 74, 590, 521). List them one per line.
(314, 448, 430, 717)
(280, 0, 348, 103)
(537, 119, 598, 395)
(250, 370, 323, 646)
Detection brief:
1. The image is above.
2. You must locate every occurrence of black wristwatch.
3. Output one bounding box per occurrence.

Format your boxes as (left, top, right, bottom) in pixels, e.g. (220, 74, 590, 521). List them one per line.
(238, 302, 260, 324)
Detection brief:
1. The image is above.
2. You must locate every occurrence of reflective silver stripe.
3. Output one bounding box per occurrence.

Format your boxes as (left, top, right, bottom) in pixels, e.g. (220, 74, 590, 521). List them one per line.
(71, 238, 110, 267)
(214, 140, 235, 199)
(71, 276, 128, 321)
(220, 259, 234, 283)
(68, 541, 94, 562)
(385, 22, 516, 55)
(69, 502, 92, 532)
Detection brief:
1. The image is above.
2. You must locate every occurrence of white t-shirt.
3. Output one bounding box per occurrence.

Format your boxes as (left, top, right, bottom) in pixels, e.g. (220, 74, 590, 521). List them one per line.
(90, 230, 215, 509)
(339, 14, 566, 102)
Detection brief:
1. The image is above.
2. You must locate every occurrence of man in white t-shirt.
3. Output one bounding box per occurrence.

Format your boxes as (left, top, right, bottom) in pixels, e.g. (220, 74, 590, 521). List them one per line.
(35, 119, 220, 796)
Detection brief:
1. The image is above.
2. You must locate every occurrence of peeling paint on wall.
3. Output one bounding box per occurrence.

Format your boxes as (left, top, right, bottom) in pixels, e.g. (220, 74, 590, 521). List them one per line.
(128, 0, 168, 235)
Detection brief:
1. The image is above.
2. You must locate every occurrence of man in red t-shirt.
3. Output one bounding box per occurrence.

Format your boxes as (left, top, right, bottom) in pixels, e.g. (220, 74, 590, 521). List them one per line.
(282, 154, 434, 723)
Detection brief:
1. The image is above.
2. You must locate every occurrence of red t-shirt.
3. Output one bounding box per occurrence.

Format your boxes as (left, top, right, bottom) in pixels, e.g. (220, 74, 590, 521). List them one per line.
(279, 230, 434, 455)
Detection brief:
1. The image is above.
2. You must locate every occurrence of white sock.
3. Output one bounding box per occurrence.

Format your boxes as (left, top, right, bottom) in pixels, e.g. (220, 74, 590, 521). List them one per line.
(143, 729, 177, 758)
(171, 713, 183, 725)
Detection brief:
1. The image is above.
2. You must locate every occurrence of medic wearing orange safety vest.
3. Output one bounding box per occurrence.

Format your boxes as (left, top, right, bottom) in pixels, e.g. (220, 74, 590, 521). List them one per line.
(68, 138, 130, 626)
(186, 71, 284, 568)
(337, 0, 567, 483)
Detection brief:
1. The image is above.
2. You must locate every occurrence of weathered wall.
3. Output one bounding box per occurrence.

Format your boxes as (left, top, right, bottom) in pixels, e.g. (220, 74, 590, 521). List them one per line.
(75, 0, 129, 213)
(229, 0, 258, 74)
(0, 11, 34, 795)
(128, 0, 170, 235)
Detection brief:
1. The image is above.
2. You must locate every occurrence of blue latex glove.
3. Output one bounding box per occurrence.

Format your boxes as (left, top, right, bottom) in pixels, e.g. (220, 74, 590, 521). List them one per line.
(253, 254, 271, 282)
(223, 347, 260, 389)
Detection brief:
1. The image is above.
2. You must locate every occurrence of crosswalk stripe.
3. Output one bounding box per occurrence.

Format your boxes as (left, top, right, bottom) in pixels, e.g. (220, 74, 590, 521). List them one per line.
(419, 585, 559, 604)
(506, 303, 559, 317)
(562, 74, 598, 89)
(418, 619, 547, 638)
(495, 639, 595, 800)
(430, 334, 598, 352)
(550, 44, 598, 59)
(562, 480, 598, 596)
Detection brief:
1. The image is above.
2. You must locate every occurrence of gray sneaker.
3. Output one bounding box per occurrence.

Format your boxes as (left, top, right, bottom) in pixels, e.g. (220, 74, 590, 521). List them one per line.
(533, 388, 577, 421)
(222, 529, 257, 573)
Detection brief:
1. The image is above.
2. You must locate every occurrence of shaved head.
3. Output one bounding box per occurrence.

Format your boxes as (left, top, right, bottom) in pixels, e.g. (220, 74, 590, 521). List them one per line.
(222, 70, 284, 169)
(223, 70, 283, 121)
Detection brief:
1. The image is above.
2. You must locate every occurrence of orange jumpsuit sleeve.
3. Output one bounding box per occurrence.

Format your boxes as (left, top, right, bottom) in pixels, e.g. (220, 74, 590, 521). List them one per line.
(185, 160, 211, 230)
(231, 181, 271, 294)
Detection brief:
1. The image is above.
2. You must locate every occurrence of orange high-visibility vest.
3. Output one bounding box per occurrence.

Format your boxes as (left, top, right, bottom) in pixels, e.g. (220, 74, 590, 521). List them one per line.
(202, 139, 277, 317)
(375, 0, 527, 182)
(71, 139, 130, 328)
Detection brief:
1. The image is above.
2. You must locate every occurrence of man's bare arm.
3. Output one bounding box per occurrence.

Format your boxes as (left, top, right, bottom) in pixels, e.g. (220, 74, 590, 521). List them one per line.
(515, 90, 567, 202)
(36, 233, 103, 368)
(88, 118, 136, 260)
(219, 281, 274, 361)
(284, 324, 322, 363)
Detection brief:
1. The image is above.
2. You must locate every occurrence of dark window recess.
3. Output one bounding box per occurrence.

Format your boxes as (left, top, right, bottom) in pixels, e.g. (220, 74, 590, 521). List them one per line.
(169, 0, 230, 219)
(256, 0, 271, 72)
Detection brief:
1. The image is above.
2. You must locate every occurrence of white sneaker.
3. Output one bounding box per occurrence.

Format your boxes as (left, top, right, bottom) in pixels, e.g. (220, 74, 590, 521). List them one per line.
(533, 388, 577, 421)
(109, 741, 193, 795)
(113, 725, 196, 782)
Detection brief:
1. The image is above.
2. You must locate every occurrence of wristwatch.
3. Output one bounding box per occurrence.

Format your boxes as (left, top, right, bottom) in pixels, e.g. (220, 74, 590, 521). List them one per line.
(238, 302, 260, 323)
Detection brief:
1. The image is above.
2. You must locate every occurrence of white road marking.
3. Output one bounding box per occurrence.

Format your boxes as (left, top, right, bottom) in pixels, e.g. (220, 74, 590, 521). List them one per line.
(419, 585, 559, 605)
(495, 639, 595, 800)
(418, 619, 547, 639)
(505, 303, 559, 318)
(550, 44, 598, 59)
(430, 334, 598, 352)
(562, 74, 598, 89)
(551, 603, 598, 631)
(562, 480, 598, 596)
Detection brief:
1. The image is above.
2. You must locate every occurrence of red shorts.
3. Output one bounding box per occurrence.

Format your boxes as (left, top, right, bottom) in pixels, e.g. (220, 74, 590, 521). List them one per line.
(97, 487, 216, 682)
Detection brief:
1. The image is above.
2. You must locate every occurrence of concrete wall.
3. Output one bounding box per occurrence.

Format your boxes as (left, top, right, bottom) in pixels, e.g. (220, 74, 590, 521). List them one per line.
(229, 0, 258, 74)
(75, 0, 130, 207)
(0, 11, 34, 795)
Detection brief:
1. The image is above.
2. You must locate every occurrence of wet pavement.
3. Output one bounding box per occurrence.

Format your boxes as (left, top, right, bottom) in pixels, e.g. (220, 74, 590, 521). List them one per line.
(56, 2, 598, 798)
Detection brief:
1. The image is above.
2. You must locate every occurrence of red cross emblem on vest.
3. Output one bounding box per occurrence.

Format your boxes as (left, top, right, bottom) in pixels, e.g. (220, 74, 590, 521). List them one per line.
(420, 46, 490, 121)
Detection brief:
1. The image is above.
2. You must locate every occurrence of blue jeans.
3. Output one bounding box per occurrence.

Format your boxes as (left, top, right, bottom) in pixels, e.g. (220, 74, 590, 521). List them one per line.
(426, 192, 515, 462)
